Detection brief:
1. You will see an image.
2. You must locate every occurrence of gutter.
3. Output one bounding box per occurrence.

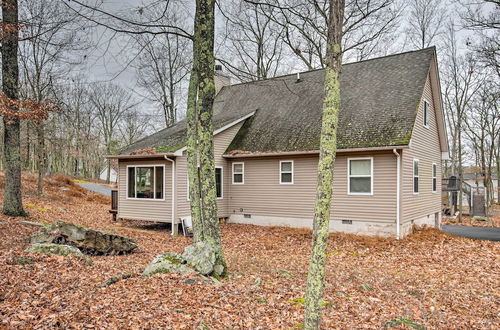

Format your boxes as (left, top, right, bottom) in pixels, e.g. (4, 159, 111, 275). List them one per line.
(224, 145, 409, 158)
(164, 156, 176, 236)
(105, 153, 175, 160)
(393, 149, 401, 240)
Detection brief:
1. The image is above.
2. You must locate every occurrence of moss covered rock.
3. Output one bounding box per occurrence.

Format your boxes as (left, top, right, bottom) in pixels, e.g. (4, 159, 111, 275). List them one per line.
(182, 241, 216, 276)
(143, 252, 194, 277)
(25, 243, 83, 256)
(30, 221, 137, 254)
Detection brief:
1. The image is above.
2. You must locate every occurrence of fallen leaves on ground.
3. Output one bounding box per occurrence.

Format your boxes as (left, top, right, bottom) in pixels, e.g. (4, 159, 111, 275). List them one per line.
(0, 172, 498, 328)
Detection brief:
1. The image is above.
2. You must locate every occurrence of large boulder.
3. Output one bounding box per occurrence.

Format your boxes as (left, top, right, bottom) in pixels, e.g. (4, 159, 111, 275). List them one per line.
(182, 241, 216, 275)
(142, 252, 195, 277)
(30, 221, 137, 254)
(25, 243, 83, 257)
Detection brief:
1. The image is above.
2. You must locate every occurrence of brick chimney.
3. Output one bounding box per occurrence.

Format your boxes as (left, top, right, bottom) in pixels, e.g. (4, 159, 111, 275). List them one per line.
(214, 64, 231, 94)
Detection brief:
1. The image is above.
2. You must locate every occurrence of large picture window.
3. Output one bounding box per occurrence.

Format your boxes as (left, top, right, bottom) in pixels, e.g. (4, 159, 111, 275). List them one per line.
(413, 159, 419, 194)
(348, 158, 373, 195)
(127, 165, 164, 199)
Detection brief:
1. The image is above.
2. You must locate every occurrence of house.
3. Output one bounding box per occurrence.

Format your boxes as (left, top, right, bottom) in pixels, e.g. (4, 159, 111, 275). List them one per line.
(107, 47, 449, 239)
(99, 164, 118, 183)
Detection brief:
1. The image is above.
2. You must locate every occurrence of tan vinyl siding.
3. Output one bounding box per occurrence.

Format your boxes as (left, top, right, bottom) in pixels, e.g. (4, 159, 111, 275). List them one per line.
(117, 159, 172, 222)
(401, 73, 442, 222)
(176, 122, 243, 218)
(228, 151, 397, 223)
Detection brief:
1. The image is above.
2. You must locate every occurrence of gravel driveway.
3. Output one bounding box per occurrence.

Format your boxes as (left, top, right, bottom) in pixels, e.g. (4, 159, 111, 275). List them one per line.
(75, 183, 112, 197)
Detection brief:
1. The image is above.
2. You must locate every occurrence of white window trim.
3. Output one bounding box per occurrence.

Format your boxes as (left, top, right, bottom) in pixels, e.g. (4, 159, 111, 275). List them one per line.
(347, 157, 374, 196)
(423, 99, 430, 129)
(432, 162, 437, 193)
(279, 160, 294, 184)
(126, 164, 166, 201)
(186, 166, 224, 200)
(232, 162, 244, 184)
(413, 159, 419, 195)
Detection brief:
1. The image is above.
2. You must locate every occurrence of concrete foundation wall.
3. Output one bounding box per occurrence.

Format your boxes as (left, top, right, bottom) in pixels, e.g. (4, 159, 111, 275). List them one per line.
(229, 214, 397, 238)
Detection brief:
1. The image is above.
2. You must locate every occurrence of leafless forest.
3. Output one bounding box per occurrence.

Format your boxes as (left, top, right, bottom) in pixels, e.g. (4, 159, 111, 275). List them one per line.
(0, 0, 498, 199)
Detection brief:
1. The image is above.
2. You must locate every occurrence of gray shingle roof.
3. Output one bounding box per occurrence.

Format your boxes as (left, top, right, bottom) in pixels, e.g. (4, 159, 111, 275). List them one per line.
(120, 47, 435, 155)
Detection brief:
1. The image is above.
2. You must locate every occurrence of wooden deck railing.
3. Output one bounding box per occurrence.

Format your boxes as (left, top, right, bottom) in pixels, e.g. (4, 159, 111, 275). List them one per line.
(110, 190, 118, 221)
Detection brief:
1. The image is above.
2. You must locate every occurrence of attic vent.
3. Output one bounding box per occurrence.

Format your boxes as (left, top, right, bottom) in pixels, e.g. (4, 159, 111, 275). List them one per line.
(244, 214, 252, 219)
(215, 64, 223, 72)
(342, 220, 353, 225)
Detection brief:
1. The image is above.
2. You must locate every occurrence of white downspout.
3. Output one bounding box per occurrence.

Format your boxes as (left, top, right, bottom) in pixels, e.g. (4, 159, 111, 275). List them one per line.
(393, 149, 401, 240)
(164, 156, 176, 235)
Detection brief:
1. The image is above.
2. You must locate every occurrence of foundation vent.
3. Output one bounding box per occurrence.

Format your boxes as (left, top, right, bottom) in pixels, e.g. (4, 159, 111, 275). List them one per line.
(342, 220, 353, 225)
(244, 214, 252, 219)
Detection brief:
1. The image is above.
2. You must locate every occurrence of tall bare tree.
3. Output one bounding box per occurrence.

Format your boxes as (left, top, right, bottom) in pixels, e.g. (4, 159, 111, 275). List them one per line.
(18, 0, 91, 194)
(460, 0, 499, 75)
(248, 0, 400, 69)
(186, 0, 227, 276)
(219, 0, 286, 81)
(405, 0, 447, 49)
(464, 79, 500, 207)
(304, 0, 345, 328)
(1, 0, 26, 216)
(442, 23, 482, 221)
(90, 83, 136, 183)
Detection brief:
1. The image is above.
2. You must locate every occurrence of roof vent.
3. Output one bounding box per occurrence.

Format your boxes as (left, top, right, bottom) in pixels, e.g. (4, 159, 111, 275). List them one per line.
(296, 72, 301, 83)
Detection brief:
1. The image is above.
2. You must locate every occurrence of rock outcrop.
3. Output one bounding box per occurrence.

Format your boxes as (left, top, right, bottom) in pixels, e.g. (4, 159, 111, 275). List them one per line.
(30, 221, 137, 254)
(142, 252, 195, 276)
(143, 242, 224, 277)
(25, 243, 83, 256)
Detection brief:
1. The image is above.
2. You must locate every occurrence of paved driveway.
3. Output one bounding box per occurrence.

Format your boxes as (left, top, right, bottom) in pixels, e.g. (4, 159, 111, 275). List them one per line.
(442, 225, 500, 242)
(75, 183, 112, 197)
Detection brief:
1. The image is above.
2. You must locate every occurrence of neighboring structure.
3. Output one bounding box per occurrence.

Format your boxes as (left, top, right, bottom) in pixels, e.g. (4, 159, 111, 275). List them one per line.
(99, 165, 118, 183)
(463, 173, 499, 203)
(107, 47, 449, 239)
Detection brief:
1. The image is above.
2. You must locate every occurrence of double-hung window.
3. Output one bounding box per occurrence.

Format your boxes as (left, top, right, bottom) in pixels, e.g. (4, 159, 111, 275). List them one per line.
(423, 100, 429, 128)
(348, 158, 373, 195)
(280, 161, 293, 184)
(432, 163, 437, 193)
(413, 159, 419, 194)
(127, 165, 164, 199)
(232, 162, 244, 184)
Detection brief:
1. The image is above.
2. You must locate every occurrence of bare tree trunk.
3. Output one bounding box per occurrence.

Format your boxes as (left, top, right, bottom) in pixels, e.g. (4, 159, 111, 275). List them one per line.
(458, 123, 463, 221)
(497, 135, 500, 204)
(2, 0, 26, 217)
(186, 0, 226, 276)
(36, 123, 46, 195)
(304, 0, 345, 328)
